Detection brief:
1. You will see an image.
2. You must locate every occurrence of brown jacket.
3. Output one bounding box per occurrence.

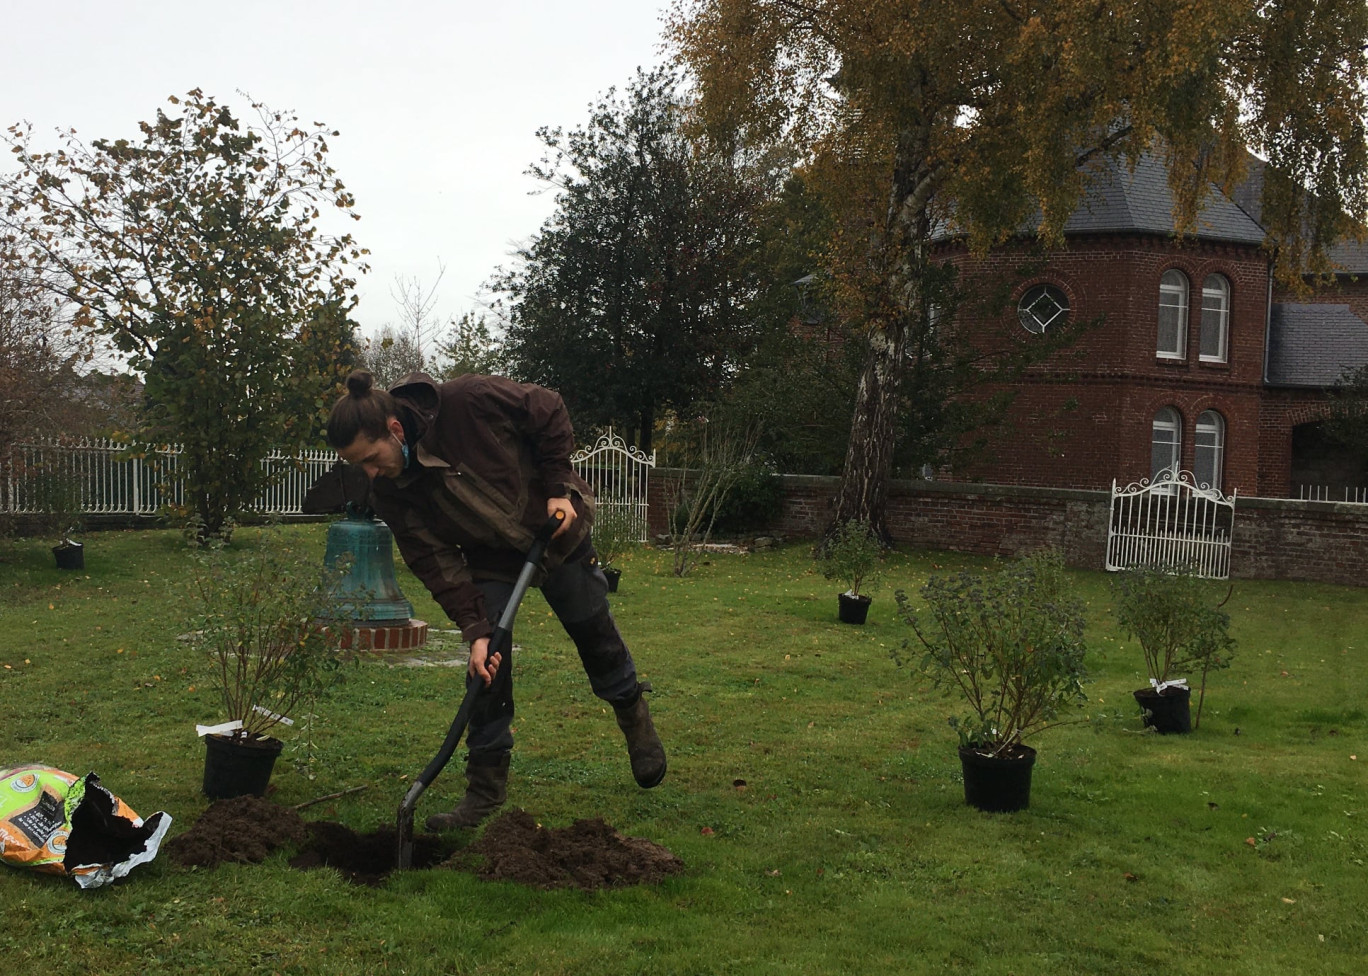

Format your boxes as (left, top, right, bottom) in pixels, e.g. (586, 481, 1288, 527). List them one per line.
(369, 373, 595, 642)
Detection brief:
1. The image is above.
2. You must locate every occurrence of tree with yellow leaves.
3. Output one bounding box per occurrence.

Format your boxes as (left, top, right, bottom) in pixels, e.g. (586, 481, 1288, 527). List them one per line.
(670, 0, 1368, 536)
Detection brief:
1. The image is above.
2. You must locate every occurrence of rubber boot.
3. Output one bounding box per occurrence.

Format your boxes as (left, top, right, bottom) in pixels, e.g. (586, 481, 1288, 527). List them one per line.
(613, 683, 667, 788)
(424, 752, 509, 830)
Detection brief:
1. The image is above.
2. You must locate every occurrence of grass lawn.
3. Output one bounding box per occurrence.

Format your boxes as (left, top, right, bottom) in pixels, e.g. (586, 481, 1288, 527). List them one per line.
(1, 525, 1365, 975)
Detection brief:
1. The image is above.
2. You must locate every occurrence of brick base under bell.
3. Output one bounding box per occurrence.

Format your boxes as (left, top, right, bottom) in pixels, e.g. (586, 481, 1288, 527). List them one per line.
(336, 619, 429, 653)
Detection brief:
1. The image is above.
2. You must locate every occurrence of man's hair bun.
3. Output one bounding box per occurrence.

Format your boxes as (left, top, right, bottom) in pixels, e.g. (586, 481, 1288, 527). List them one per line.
(328, 369, 395, 448)
(346, 370, 375, 397)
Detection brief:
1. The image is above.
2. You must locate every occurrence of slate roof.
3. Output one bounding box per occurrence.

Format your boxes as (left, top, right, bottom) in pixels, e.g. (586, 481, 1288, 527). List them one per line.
(1062, 153, 1266, 244)
(1266, 303, 1368, 387)
(1323, 238, 1368, 275)
(933, 151, 1267, 245)
(1226, 154, 1368, 274)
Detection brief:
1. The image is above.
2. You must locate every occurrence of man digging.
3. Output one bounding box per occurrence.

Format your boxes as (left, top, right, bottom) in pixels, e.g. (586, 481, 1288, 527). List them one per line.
(328, 369, 666, 829)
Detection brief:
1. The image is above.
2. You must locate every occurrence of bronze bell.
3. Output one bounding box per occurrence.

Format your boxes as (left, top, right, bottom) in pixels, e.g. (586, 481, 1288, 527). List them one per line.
(323, 510, 414, 624)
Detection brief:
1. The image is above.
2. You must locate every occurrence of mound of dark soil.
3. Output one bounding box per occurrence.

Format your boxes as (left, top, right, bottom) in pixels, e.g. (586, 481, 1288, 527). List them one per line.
(288, 821, 451, 887)
(167, 798, 683, 891)
(463, 808, 684, 890)
(166, 795, 308, 868)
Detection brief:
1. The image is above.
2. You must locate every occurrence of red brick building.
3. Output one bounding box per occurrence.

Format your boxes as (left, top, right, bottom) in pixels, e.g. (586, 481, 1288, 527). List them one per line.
(938, 154, 1368, 499)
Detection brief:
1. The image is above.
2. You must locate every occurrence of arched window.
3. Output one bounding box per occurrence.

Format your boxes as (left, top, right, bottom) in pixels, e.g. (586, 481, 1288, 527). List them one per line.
(1151, 407, 1182, 480)
(1200, 274, 1230, 362)
(1017, 284, 1069, 334)
(1157, 270, 1188, 358)
(1194, 410, 1226, 490)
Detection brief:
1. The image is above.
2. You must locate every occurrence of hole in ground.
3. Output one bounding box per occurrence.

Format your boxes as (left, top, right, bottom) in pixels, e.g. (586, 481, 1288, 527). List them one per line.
(289, 821, 453, 886)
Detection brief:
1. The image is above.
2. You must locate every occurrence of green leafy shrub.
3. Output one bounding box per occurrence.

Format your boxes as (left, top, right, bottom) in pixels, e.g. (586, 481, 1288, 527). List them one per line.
(1112, 568, 1236, 728)
(709, 464, 784, 534)
(30, 465, 84, 544)
(592, 504, 639, 569)
(188, 533, 348, 741)
(895, 551, 1089, 756)
(817, 518, 883, 598)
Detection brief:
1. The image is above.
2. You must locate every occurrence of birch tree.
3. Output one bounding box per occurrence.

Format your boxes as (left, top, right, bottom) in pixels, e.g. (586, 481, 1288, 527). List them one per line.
(670, 0, 1368, 537)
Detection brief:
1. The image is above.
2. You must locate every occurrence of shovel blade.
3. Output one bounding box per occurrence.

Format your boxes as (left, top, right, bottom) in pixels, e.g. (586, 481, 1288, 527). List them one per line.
(395, 809, 414, 871)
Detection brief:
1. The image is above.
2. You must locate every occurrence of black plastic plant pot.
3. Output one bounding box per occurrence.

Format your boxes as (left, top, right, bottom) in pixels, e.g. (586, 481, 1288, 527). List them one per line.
(838, 592, 871, 625)
(603, 568, 621, 593)
(959, 743, 1036, 812)
(1133, 686, 1192, 734)
(203, 733, 284, 800)
(52, 542, 84, 571)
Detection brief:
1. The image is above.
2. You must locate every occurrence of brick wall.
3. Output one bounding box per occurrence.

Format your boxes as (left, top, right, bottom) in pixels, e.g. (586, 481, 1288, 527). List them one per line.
(936, 236, 1328, 498)
(649, 470, 1368, 586)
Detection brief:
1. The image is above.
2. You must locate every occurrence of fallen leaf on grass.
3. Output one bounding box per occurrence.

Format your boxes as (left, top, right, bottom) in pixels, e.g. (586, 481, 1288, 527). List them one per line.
(700, 826, 714, 836)
(1281, 897, 1296, 904)
(1123, 872, 1138, 882)
(1245, 837, 1257, 847)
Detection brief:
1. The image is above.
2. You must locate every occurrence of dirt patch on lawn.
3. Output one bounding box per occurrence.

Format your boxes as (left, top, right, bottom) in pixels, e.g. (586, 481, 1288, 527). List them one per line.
(461, 808, 684, 890)
(168, 799, 682, 890)
(165, 795, 309, 868)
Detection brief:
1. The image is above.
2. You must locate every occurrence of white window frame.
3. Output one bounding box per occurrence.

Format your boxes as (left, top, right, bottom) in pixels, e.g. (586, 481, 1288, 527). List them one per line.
(1157, 269, 1188, 359)
(1194, 410, 1225, 490)
(1200, 274, 1230, 363)
(1151, 407, 1182, 481)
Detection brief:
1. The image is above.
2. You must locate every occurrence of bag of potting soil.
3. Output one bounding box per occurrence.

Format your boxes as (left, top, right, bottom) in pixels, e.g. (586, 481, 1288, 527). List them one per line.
(0, 765, 171, 889)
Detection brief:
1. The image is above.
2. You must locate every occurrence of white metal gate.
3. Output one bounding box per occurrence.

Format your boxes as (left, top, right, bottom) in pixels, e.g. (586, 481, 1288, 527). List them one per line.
(1106, 469, 1236, 579)
(571, 428, 655, 542)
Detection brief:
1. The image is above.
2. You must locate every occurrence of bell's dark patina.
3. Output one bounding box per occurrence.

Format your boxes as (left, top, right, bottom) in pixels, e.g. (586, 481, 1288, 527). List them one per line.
(324, 509, 415, 624)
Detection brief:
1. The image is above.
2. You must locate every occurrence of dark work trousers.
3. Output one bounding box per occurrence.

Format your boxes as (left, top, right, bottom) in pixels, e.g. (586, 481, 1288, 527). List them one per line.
(463, 551, 640, 759)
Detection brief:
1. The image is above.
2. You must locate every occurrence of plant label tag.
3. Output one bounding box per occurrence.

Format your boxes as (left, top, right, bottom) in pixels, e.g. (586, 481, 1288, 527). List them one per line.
(252, 705, 294, 726)
(196, 720, 243, 737)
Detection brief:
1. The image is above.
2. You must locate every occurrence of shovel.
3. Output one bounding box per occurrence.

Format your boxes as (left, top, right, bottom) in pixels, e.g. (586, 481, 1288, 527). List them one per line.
(395, 511, 565, 870)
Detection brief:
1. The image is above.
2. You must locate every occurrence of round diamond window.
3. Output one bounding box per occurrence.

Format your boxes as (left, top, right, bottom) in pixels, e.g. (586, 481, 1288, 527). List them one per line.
(1017, 284, 1070, 334)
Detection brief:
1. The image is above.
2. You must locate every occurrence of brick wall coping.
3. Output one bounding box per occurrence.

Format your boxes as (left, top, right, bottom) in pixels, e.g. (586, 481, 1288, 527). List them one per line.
(659, 467, 1110, 505)
(711, 468, 1367, 519)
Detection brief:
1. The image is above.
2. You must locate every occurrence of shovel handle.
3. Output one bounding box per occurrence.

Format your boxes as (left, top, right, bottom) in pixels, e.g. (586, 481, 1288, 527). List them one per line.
(488, 511, 565, 642)
(397, 509, 570, 867)
(409, 512, 564, 790)
(410, 670, 483, 792)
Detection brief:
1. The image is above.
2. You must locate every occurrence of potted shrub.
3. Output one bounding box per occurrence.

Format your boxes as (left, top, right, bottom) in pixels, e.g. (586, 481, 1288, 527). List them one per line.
(895, 551, 1089, 812)
(818, 518, 883, 624)
(592, 504, 638, 593)
(32, 467, 85, 570)
(1112, 568, 1236, 734)
(188, 532, 347, 799)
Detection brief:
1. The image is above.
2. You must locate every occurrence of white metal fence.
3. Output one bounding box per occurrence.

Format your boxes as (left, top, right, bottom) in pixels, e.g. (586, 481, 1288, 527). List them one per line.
(1294, 484, 1368, 504)
(1106, 469, 1237, 579)
(4, 431, 658, 528)
(570, 427, 656, 542)
(1, 437, 336, 517)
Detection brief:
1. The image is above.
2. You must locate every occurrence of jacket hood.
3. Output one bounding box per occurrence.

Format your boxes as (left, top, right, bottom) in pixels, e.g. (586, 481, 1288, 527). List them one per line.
(389, 373, 441, 433)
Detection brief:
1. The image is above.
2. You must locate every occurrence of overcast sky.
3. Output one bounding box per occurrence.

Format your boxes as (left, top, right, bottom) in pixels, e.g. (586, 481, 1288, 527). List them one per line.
(2, 1, 672, 338)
